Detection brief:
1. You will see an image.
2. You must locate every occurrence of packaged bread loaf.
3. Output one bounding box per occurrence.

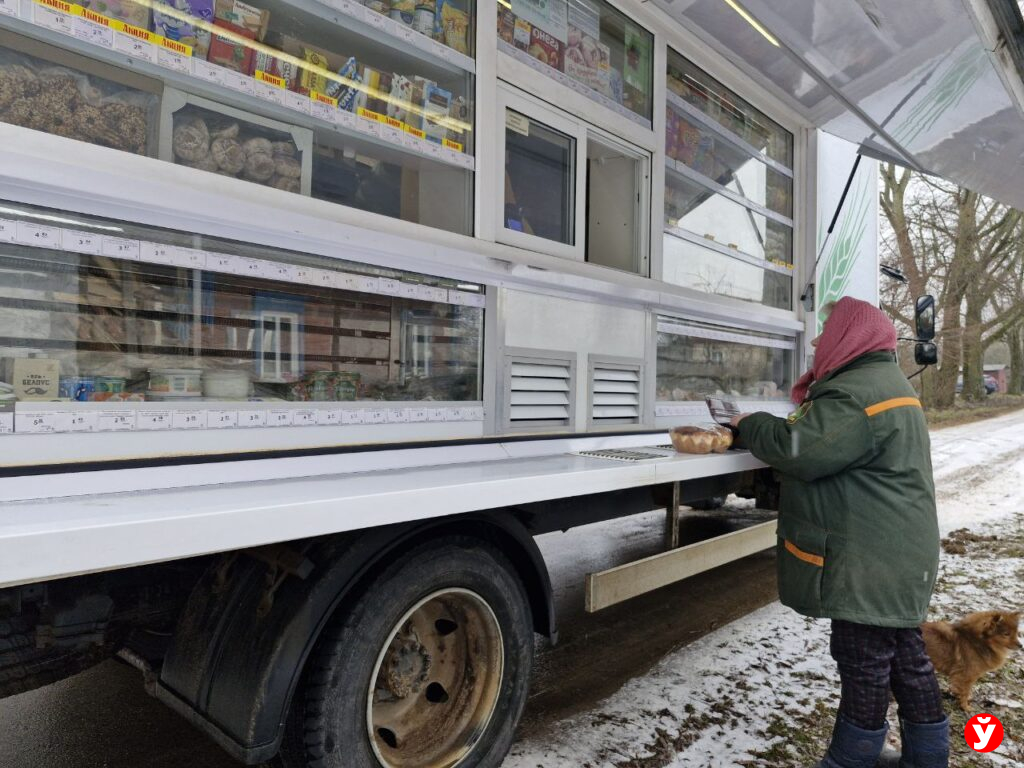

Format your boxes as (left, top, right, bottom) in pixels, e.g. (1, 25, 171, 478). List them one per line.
(668, 424, 733, 455)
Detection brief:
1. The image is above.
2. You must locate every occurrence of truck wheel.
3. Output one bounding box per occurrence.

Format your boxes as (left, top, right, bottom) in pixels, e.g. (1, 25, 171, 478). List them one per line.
(282, 538, 533, 768)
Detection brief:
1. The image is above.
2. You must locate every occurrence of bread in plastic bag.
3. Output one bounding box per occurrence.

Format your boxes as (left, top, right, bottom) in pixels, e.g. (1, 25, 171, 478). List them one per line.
(668, 424, 733, 455)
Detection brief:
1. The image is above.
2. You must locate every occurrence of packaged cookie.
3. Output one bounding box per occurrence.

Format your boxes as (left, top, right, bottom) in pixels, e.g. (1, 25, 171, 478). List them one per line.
(152, 0, 214, 58)
(208, 19, 256, 73)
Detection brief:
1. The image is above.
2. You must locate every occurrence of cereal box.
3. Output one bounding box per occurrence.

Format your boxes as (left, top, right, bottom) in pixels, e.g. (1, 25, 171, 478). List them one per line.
(529, 26, 562, 71)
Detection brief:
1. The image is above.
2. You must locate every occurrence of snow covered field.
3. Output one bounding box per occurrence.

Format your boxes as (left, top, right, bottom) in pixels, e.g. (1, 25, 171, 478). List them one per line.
(504, 410, 1024, 767)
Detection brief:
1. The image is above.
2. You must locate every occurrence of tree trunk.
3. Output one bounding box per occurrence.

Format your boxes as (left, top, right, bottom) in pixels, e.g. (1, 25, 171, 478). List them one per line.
(961, 292, 986, 402)
(1009, 327, 1023, 396)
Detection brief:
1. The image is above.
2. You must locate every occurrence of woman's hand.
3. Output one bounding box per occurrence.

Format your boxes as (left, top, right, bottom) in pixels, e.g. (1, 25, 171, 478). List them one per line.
(730, 413, 751, 428)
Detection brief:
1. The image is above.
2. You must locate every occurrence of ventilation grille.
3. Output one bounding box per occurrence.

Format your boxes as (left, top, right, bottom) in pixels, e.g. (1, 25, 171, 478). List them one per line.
(591, 364, 641, 425)
(508, 360, 573, 427)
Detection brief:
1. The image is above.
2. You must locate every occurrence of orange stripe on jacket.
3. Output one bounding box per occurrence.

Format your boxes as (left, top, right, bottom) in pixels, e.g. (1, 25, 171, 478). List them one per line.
(864, 397, 922, 417)
(784, 539, 824, 567)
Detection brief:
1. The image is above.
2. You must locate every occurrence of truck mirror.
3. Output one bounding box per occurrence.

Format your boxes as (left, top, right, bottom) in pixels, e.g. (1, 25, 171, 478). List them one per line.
(914, 342, 938, 366)
(914, 295, 935, 341)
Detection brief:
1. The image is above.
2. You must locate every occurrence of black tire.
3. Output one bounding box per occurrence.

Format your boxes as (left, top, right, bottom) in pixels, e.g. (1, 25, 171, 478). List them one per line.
(279, 537, 534, 768)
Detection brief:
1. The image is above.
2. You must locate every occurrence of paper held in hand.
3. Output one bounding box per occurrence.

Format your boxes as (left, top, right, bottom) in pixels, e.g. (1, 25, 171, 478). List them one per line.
(705, 396, 740, 426)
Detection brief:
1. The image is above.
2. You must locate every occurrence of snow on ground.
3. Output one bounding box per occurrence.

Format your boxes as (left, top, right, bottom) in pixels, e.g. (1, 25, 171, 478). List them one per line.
(504, 410, 1024, 768)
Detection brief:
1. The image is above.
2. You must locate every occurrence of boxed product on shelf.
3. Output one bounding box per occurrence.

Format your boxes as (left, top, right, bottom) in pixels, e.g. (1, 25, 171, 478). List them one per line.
(214, 0, 270, 41)
(513, 17, 531, 51)
(80, 0, 151, 29)
(387, 73, 413, 124)
(10, 358, 60, 401)
(435, 0, 469, 55)
(414, 77, 451, 142)
(0, 38, 159, 156)
(327, 58, 362, 111)
(152, 0, 214, 58)
(412, 2, 435, 38)
(498, 7, 515, 44)
(208, 19, 257, 73)
(447, 94, 467, 146)
(359, 66, 393, 115)
(528, 26, 562, 71)
(362, 0, 389, 14)
(251, 32, 299, 88)
(161, 91, 313, 195)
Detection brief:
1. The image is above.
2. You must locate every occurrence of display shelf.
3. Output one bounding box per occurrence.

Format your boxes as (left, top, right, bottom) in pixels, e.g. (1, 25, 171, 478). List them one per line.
(654, 401, 790, 418)
(11, 400, 486, 434)
(662, 226, 794, 277)
(667, 90, 792, 179)
(0, 5, 474, 170)
(664, 158, 793, 228)
(656, 319, 797, 350)
(498, 39, 649, 129)
(0, 215, 486, 308)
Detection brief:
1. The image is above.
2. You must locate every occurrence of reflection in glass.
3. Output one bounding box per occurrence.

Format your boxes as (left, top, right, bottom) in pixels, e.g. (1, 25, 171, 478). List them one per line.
(662, 236, 792, 310)
(504, 111, 575, 244)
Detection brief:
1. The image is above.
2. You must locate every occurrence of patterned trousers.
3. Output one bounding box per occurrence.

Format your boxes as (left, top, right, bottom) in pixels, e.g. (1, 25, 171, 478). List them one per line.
(830, 619, 946, 729)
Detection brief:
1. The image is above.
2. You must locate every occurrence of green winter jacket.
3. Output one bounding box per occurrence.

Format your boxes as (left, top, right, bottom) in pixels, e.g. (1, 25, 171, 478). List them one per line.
(738, 351, 938, 627)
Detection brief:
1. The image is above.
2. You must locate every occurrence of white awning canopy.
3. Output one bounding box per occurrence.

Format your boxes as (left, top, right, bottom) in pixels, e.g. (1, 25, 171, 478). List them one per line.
(654, 0, 1024, 209)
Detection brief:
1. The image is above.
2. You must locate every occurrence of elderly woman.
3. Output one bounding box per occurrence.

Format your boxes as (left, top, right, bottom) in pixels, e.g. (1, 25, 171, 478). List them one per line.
(732, 297, 948, 768)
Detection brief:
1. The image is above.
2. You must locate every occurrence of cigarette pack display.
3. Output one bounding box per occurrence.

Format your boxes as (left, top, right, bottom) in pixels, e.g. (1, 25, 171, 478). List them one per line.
(81, 0, 151, 29)
(528, 26, 562, 71)
(207, 19, 255, 73)
(152, 0, 214, 58)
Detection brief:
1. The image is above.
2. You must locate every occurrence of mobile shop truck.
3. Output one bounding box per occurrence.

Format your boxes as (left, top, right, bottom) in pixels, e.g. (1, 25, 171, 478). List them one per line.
(0, 0, 1020, 765)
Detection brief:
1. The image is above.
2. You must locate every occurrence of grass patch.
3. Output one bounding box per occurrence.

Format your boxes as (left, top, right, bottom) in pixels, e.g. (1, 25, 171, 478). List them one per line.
(926, 395, 1024, 429)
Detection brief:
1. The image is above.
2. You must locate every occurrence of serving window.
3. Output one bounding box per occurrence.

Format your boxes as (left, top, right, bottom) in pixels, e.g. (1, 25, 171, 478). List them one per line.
(662, 48, 794, 310)
(656, 317, 794, 405)
(0, 0, 476, 233)
(0, 200, 484, 438)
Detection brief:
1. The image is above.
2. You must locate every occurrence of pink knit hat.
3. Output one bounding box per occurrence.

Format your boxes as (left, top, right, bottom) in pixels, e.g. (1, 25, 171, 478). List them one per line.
(791, 297, 897, 404)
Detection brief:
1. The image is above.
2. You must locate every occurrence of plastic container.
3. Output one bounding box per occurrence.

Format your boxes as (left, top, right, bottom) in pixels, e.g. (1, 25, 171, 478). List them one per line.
(202, 370, 251, 399)
(94, 376, 126, 394)
(148, 368, 202, 395)
(59, 375, 95, 401)
(668, 425, 733, 455)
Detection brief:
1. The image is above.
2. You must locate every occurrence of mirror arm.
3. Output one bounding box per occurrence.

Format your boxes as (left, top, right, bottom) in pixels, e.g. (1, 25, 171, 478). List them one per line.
(907, 366, 927, 380)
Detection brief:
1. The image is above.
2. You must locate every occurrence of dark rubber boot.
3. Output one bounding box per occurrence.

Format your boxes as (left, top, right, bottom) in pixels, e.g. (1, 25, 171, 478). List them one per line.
(898, 717, 949, 768)
(811, 714, 889, 768)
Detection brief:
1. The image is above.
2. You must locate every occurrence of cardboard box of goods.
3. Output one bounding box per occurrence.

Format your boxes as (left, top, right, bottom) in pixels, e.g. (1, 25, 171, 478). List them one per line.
(11, 358, 61, 401)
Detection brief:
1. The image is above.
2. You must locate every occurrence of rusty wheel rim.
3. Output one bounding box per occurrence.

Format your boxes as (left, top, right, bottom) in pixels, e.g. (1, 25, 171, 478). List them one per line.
(366, 588, 505, 768)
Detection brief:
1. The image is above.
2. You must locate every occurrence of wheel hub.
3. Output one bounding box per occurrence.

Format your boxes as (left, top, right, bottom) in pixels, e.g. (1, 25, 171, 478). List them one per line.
(367, 589, 504, 768)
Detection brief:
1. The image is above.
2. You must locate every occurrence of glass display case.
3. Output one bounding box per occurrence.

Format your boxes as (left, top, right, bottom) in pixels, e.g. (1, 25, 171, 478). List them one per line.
(0, 199, 484, 436)
(0, 0, 476, 233)
(663, 48, 794, 309)
(496, 0, 652, 125)
(656, 317, 794, 403)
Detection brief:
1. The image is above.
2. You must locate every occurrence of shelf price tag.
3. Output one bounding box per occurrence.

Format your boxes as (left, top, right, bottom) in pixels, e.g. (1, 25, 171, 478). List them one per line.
(378, 278, 401, 296)
(15, 221, 60, 248)
(17, 411, 66, 434)
(255, 71, 286, 106)
(0, 219, 14, 242)
(237, 410, 267, 428)
(364, 8, 388, 30)
(0, 411, 14, 434)
(282, 89, 310, 115)
(172, 410, 207, 430)
(62, 229, 101, 255)
(140, 241, 175, 264)
(315, 409, 341, 426)
(267, 409, 293, 427)
(193, 59, 228, 86)
(448, 289, 486, 308)
(174, 247, 207, 269)
(341, 409, 364, 425)
(112, 22, 157, 63)
(426, 408, 446, 422)
(293, 410, 316, 426)
(98, 411, 135, 431)
(74, 8, 114, 47)
(102, 236, 140, 260)
(207, 409, 238, 429)
(310, 91, 339, 122)
(33, 0, 75, 34)
(224, 69, 255, 95)
(386, 408, 409, 423)
(206, 252, 235, 274)
(67, 411, 97, 432)
(137, 410, 172, 430)
(325, 0, 354, 14)
(364, 409, 387, 424)
(157, 38, 191, 74)
(407, 408, 428, 423)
